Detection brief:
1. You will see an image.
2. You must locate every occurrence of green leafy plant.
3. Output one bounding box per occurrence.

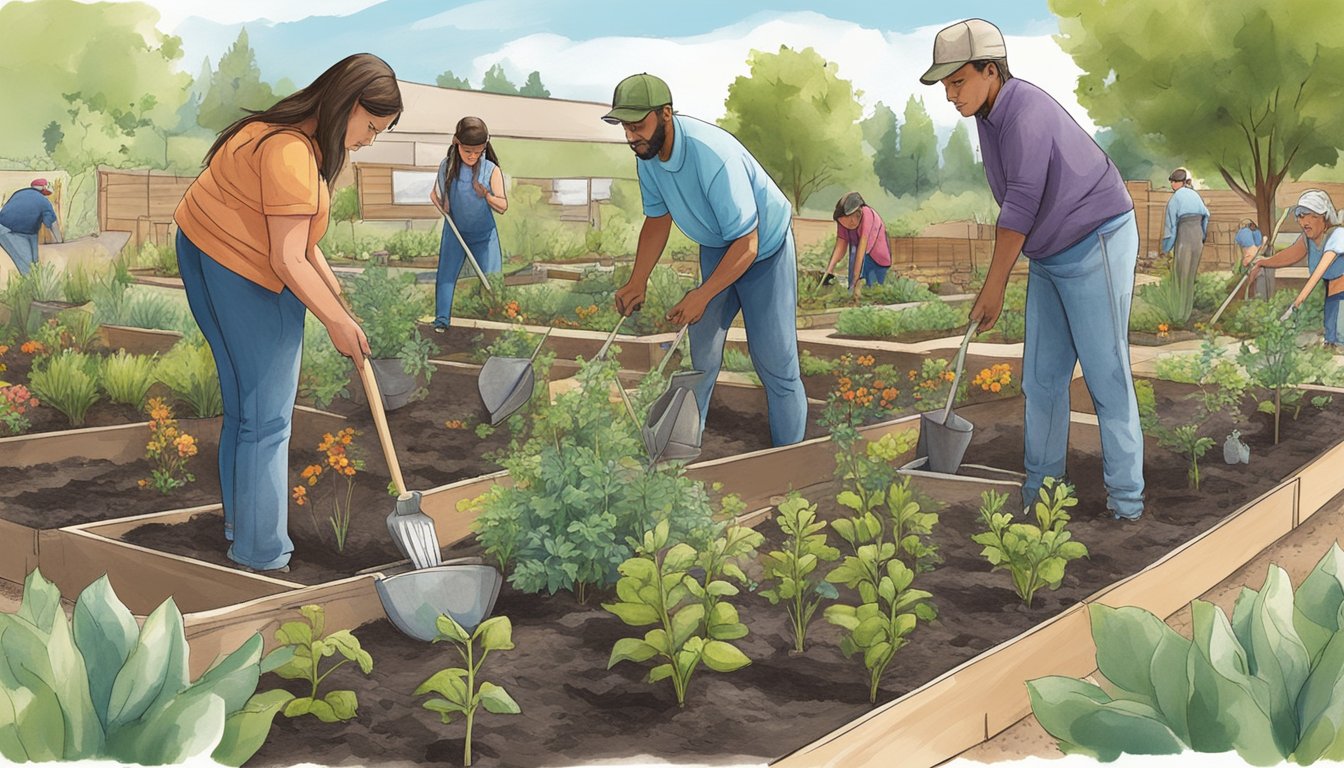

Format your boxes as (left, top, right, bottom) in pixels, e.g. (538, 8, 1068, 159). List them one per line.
(140, 397, 199, 494)
(346, 265, 433, 359)
(266, 604, 373, 723)
(837, 470, 941, 573)
(0, 383, 39, 436)
(155, 340, 223, 418)
(29, 348, 101, 426)
(99, 349, 157, 408)
(799, 350, 836, 377)
(28, 261, 64, 302)
(0, 569, 291, 766)
(1029, 543, 1344, 765)
(1, 271, 39, 337)
(61, 262, 96, 305)
(835, 301, 963, 338)
(760, 494, 841, 653)
(414, 614, 521, 768)
(55, 308, 101, 352)
(330, 185, 361, 240)
(1239, 298, 1318, 444)
(604, 520, 755, 707)
(385, 227, 440, 261)
(298, 316, 351, 408)
(1163, 423, 1217, 490)
(1313, 395, 1333, 410)
(971, 481, 1088, 608)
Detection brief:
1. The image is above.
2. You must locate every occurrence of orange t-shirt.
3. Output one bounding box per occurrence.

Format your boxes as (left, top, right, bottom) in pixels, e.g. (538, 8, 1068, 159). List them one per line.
(174, 122, 330, 293)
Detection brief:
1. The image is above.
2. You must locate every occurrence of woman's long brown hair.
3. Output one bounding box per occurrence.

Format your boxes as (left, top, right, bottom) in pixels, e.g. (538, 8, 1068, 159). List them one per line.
(203, 53, 402, 187)
(443, 116, 501, 194)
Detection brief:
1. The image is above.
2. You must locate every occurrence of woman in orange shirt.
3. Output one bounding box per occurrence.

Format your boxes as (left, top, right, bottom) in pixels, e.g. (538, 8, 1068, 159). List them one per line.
(174, 54, 401, 573)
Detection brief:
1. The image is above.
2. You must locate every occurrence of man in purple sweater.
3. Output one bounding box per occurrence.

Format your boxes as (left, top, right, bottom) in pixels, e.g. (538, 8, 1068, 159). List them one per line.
(921, 18, 1144, 521)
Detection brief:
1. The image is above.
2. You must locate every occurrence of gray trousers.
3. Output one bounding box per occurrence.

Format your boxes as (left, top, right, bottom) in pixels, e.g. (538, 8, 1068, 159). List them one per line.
(1173, 215, 1205, 319)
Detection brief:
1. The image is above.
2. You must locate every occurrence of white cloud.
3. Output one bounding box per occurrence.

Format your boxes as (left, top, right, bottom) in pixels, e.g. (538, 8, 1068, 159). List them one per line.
(82, 0, 386, 32)
(475, 12, 1094, 142)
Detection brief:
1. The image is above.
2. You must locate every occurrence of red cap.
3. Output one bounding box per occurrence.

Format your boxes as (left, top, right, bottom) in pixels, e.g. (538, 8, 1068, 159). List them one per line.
(31, 179, 52, 196)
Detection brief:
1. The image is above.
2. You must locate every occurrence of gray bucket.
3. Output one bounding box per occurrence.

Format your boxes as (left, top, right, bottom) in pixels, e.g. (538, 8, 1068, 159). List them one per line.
(478, 356, 535, 425)
(917, 408, 975, 475)
(369, 357, 419, 412)
(375, 564, 504, 641)
(642, 370, 705, 464)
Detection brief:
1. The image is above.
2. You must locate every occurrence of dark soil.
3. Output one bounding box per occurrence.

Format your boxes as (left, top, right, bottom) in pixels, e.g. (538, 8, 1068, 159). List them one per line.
(246, 382, 1344, 768)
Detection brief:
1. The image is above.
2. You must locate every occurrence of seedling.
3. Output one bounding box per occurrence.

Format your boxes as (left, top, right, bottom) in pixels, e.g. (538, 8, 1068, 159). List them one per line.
(414, 614, 521, 768)
(1239, 297, 1317, 444)
(1160, 423, 1216, 490)
(265, 604, 373, 723)
(824, 555, 934, 704)
(760, 494, 841, 653)
(971, 481, 1088, 608)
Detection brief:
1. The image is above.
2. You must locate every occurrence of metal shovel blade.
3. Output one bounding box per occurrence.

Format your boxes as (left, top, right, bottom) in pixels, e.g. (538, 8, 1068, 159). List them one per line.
(385, 491, 440, 570)
(916, 409, 975, 475)
(375, 564, 504, 641)
(478, 356, 536, 425)
(642, 370, 705, 465)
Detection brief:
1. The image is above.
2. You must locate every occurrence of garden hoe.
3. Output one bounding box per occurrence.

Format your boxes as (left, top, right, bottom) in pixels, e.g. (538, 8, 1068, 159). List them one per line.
(478, 326, 553, 425)
(357, 356, 440, 570)
(1209, 207, 1291, 327)
(438, 178, 495, 296)
(915, 321, 978, 474)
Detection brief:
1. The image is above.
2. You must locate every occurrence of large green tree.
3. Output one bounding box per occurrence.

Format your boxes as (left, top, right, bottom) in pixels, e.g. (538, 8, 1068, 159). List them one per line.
(940, 122, 980, 193)
(719, 45, 864, 210)
(893, 96, 940, 198)
(1052, 0, 1344, 230)
(481, 64, 518, 95)
(862, 102, 901, 198)
(436, 70, 471, 90)
(197, 28, 276, 133)
(519, 71, 551, 98)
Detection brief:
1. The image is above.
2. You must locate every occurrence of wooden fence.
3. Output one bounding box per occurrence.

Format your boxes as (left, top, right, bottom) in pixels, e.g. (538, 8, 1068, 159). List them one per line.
(97, 167, 194, 250)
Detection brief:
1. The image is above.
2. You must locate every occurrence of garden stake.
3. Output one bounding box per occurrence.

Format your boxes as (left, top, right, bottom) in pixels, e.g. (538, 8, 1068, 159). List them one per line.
(357, 356, 440, 570)
(438, 177, 495, 295)
(1209, 207, 1291, 327)
(914, 321, 978, 474)
(478, 326, 553, 425)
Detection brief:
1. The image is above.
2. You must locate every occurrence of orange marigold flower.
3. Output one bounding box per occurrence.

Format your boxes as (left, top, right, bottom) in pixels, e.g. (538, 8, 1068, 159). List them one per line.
(907, 370, 918, 381)
(0, 345, 8, 355)
(990, 382, 1002, 393)
(292, 485, 307, 505)
(843, 390, 856, 401)
(137, 479, 148, 488)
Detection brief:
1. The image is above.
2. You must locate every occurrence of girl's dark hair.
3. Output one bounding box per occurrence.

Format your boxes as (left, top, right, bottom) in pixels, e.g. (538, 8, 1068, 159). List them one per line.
(833, 192, 866, 222)
(204, 53, 402, 187)
(444, 116, 501, 192)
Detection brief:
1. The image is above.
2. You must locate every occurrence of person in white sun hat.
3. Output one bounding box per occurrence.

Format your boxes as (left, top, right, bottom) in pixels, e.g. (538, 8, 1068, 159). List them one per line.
(1248, 189, 1344, 348)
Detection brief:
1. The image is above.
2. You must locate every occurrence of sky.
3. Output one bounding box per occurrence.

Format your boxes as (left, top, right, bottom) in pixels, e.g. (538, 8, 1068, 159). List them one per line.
(72, 0, 1088, 144)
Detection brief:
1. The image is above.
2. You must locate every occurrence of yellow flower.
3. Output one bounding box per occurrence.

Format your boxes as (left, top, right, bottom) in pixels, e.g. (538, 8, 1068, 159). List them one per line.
(292, 485, 307, 505)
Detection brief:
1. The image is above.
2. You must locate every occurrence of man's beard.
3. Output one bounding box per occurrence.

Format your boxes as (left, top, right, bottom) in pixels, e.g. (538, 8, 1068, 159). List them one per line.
(630, 117, 667, 160)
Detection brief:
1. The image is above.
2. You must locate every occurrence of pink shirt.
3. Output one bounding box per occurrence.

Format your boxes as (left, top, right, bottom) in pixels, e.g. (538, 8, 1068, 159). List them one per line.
(836, 206, 891, 267)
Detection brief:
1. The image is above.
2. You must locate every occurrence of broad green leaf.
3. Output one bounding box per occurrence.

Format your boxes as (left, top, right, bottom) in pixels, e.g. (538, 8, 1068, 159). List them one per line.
(824, 604, 860, 631)
(815, 581, 840, 600)
(284, 696, 340, 723)
(326, 630, 373, 675)
(478, 617, 514, 652)
(1295, 626, 1344, 763)
(106, 598, 189, 729)
(643, 629, 671, 655)
(1185, 600, 1281, 763)
(608, 638, 659, 668)
(422, 697, 464, 724)
(863, 641, 893, 672)
(1295, 544, 1344, 662)
(260, 646, 296, 675)
(322, 690, 358, 721)
(274, 620, 313, 649)
(0, 614, 97, 760)
(18, 569, 62, 634)
(1247, 567, 1310, 756)
(853, 616, 889, 647)
(663, 544, 697, 574)
(282, 696, 314, 718)
(603, 601, 659, 627)
(618, 557, 658, 584)
(1089, 604, 1192, 743)
(706, 580, 739, 598)
(700, 641, 750, 673)
(477, 682, 521, 715)
(1027, 676, 1185, 761)
(435, 614, 470, 644)
(72, 576, 138, 729)
(670, 605, 706, 649)
(0, 687, 30, 761)
(1231, 587, 1260, 664)
(212, 689, 295, 767)
(646, 664, 674, 684)
(414, 668, 469, 704)
(106, 687, 226, 765)
(299, 605, 325, 639)
(189, 633, 263, 714)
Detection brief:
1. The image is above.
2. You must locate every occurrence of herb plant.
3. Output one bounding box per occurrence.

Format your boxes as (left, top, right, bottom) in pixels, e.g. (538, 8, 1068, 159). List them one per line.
(604, 520, 755, 707)
(415, 614, 521, 768)
(346, 266, 433, 359)
(266, 604, 373, 723)
(29, 348, 100, 426)
(971, 481, 1088, 608)
(760, 494, 841, 653)
(298, 316, 350, 408)
(155, 340, 223, 418)
(99, 349, 157, 408)
(835, 301, 963, 338)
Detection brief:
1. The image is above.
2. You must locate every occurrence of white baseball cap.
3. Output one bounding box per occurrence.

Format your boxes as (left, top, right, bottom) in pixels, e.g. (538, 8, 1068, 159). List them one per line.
(920, 19, 1008, 85)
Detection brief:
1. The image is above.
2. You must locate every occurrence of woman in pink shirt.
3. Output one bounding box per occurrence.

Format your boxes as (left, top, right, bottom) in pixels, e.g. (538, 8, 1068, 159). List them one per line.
(824, 192, 891, 300)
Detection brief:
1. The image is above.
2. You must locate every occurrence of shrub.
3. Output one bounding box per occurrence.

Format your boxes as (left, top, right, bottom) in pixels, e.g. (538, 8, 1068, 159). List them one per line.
(835, 301, 962, 338)
(1, 271, 39, 336)
(347, 266, 432, 358)
(139, 397, 199, 494)
(55, 309, 101, 352)
(971, 480, 1087, 608)
(99, 350, 157, 408)
(1193, 270, 1233, 313)
(155, 340, 223, 418)
(799, 350, 836, 377)
(415, 615, 520, 768)
(266, 604, 373, 723)
(298, 317, 351, 408)
(1029, 544, 1344, 765)
(123, 291, 188, 331)
(29, 349, 101, 426)
(1239, 295, 1322, 443)
(760, 494, 840, 653)
(386, 227, 439, 261)
(0, 570, 289, 766)
(866, 276, 938, 305)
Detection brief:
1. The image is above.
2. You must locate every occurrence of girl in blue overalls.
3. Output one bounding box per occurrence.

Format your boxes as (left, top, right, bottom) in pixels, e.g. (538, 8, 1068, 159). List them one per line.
(429, 116, 507, 331)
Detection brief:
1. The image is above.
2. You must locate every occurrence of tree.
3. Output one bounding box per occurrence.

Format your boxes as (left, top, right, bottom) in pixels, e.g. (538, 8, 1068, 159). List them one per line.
(940, 123, 980, 193)
(436, 70, 471, 90)
(197, 28, 276, 132)
(894, 96, 940, 198)
(519, 71, 550, 98)
(1094, 120, 1181, 185)
(862, 102, 901, 198)
(331, 185, 361, 239)
(1052, 0, 1344, 235)
(719, 46, 864, 211)
(481, 64, 518, 95)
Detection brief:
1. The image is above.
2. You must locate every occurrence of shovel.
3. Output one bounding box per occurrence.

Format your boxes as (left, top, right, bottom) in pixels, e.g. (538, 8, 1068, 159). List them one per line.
(915, 322, 978, 474)
(438, 176, 495, 296)
(640, 324, 705, 465)
(1209, 207, 1291, 326)
(357, 356, 440, 571)
(478, 326, 552, 425)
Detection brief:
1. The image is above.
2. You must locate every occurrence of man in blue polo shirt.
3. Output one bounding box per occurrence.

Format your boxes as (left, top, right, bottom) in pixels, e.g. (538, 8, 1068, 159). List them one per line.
(605, 73, 806, 447)
(0, 178, 63, 276)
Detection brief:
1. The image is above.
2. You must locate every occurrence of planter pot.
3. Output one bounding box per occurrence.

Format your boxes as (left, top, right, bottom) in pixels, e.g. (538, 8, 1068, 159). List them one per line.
(345, 358, 424, 412)
(31, 299, 90, 323)
(98, 323, 183, 355)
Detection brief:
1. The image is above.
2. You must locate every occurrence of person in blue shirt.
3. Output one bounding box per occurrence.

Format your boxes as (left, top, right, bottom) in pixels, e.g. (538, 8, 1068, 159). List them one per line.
(1161, 168, 1209, 314)
(0, 179, 63, 276)
(428, 116, 507, 331)
(1236, 218, 1273, 298)
(605, 73, 806, 446)
(1249, 190, 1344, 347)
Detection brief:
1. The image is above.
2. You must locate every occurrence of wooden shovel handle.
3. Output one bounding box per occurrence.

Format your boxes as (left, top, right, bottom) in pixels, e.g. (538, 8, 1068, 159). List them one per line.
(356, 356, 408, 497)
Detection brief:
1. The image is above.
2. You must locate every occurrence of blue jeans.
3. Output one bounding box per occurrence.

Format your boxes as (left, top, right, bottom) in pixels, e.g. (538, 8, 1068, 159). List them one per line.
(177, 231, 305, 570)
(690, 231, 807, 447)
(0, 225, 38, 276)
(435, 222, 502, 327)
(848, 248, 888, 286)
(1325, 294, 1342, 344)
(1023, 211, 1145, 519)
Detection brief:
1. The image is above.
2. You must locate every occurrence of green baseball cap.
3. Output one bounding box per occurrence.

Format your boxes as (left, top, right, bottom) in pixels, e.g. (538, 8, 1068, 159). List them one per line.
(602, 73, 672, 125)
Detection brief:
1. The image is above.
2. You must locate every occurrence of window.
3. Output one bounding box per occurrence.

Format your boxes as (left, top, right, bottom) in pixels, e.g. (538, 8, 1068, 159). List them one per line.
(547, 178, 614, 205)
(391, 170, 438, 205)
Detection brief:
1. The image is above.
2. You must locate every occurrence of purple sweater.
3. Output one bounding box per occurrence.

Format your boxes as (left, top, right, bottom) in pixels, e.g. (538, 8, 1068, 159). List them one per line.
(977, 78, 1133, 259)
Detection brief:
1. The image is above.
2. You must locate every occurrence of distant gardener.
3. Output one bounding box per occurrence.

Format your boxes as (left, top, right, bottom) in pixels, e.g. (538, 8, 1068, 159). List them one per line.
(825, 192, 891, 301)
(922, 18, 1145, 521)
(605, 73, 806, 446)
(1161, 167, 1210, 309)
(0, 179, 63, 276)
